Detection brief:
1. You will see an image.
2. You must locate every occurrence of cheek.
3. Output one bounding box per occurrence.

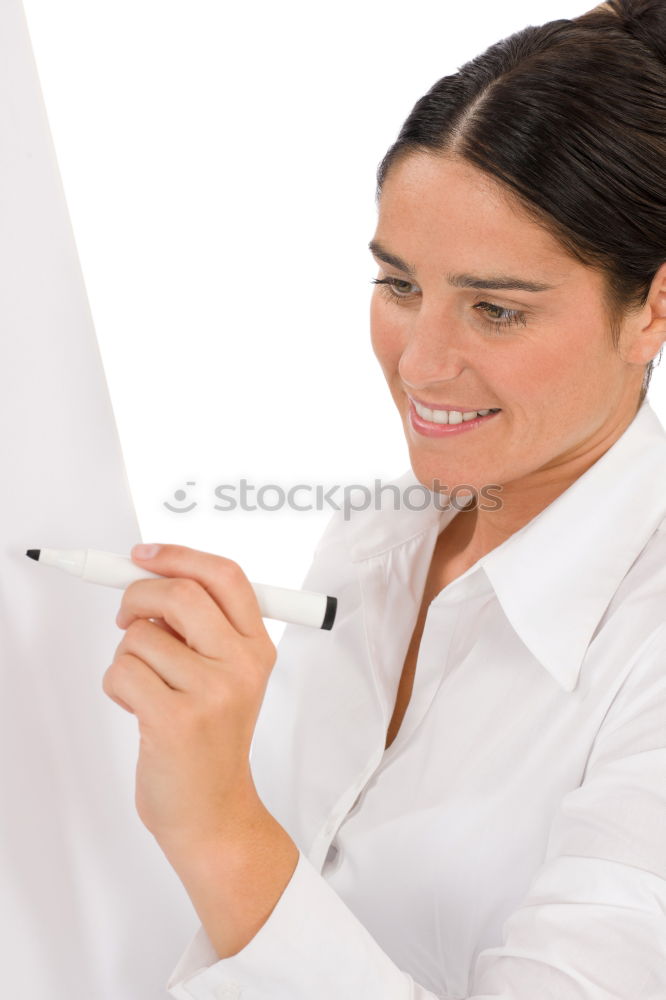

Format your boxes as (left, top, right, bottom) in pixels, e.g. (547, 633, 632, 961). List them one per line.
(529, 322, 605, 396)
(370, 295, 404, 371)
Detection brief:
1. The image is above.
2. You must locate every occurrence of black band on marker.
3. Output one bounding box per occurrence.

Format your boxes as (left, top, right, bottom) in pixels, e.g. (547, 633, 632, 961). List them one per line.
(321, 595, 337, 630)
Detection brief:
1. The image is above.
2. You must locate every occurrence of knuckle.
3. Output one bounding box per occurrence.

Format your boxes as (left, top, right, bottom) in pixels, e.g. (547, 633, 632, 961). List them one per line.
(102, 660, 124, 696)
(122, 579, 144, 602)
(263, 636, 278, 666)
(215, 558, 243, 581)
(161, 543, 186, 559)
(169, 577, 200, 603)
(117, 579, 144, 617)
(125, 617, 152, 639)
(102, 665, 113, 696)
(113, 651, 134, 673)
(251, 636, 277, 673)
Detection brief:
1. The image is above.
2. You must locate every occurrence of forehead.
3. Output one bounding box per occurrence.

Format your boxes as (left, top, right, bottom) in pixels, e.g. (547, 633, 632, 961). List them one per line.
(376, 152, 570, 274)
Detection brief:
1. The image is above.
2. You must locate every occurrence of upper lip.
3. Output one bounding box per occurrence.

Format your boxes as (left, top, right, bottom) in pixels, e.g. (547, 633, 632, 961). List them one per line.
(408, 395, 500, 413)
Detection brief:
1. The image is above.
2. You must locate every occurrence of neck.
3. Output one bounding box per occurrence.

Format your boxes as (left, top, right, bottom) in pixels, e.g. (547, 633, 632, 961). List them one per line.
(442, 404, 641, 563)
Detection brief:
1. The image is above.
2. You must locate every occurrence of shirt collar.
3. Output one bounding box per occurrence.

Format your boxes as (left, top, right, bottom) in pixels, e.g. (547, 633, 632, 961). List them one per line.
(347, 400, 666, 693)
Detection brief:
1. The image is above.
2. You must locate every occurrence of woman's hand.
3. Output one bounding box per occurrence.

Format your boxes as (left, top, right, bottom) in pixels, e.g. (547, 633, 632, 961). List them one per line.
(102, 542, 277, 851)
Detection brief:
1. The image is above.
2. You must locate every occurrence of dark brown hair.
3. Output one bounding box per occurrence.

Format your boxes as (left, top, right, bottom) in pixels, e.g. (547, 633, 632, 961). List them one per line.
(376, 0, 666, 408)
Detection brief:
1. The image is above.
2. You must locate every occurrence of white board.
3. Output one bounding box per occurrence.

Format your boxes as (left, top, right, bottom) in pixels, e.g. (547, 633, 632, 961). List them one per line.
(0, 2, 196, 995)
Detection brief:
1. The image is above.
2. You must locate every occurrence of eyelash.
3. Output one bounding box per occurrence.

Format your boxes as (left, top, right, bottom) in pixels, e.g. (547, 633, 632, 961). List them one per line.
(371, 277, 528, 334)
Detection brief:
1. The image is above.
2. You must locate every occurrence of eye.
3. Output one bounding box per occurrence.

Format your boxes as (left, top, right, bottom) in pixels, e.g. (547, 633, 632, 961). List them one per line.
(371, 276, 416, 300)
(473, 300, 528, 335)
(371, 277, 528, 335)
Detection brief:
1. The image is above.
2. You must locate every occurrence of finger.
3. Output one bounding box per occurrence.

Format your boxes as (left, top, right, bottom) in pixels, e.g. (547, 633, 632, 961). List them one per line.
(105, 691, 134, 714)
(116, 610, 182, 640)
(128, 544, 267, 639)
(148, 617, 182, 640)
(114, 617, 205, 691)
(102, 650, 175, 720)
(117, 576, 232, 658)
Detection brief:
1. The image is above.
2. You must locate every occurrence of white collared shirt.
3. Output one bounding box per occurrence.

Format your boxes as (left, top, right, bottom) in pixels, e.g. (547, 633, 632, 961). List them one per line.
(167, 399, 666, 1000)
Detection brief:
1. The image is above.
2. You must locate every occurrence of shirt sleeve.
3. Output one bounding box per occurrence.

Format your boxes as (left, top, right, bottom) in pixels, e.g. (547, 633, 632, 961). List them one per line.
(166, 624, 666, 1000)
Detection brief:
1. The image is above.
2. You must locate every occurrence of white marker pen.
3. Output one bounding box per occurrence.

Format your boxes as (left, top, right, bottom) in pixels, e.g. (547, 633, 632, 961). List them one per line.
(25, 547, 337, 630)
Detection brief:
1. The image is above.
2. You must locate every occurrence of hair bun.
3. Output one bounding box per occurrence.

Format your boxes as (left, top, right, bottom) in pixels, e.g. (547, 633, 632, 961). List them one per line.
(593, 0, 666, 64)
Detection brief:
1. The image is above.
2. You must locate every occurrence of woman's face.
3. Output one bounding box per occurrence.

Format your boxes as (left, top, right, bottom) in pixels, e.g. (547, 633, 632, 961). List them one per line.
(370, 152, 650, 501)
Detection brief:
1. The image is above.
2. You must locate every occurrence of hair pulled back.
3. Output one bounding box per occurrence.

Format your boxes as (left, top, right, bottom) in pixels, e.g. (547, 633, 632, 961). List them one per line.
(376, 0, 666, 406)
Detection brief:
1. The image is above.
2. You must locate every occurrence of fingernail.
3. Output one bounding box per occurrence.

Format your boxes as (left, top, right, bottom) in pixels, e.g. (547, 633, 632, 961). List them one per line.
(132, 543, 161, 559)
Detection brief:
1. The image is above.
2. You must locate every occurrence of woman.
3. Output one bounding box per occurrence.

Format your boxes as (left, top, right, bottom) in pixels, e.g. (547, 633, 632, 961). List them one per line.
(104, 1, 666, 997)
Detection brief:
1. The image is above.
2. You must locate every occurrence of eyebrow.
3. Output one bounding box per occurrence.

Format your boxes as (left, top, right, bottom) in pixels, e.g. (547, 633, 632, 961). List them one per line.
(368, 239, 557, 293)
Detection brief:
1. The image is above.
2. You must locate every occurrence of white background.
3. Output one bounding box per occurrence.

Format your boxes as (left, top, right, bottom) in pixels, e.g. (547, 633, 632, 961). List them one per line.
(1, 3, 198, 993)
(20, 0, 666, 644)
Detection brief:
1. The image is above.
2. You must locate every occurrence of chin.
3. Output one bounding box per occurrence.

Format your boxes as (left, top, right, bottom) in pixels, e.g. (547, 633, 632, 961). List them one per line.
(407, 451, 485, 496)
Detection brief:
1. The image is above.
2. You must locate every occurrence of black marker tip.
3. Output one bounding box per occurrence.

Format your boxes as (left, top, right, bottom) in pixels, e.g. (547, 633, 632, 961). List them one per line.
(321, 595, 337, 630)
(26, 549, 40, 561)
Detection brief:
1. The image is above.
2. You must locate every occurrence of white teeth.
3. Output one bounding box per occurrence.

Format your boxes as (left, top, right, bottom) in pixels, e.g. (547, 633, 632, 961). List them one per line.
(414, 402, 497, 424)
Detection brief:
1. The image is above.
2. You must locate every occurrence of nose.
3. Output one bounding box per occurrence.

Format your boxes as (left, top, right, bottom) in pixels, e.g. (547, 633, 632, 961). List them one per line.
(397, 308, 469, 388)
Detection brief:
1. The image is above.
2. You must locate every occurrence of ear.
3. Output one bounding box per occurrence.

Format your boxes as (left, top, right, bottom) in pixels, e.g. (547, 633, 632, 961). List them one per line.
(619, 260, 666, 367)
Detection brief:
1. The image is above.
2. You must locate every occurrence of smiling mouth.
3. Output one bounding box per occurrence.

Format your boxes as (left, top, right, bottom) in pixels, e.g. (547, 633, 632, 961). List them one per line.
(410, 398, 502, 425)
(406, 398, 503, 436)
